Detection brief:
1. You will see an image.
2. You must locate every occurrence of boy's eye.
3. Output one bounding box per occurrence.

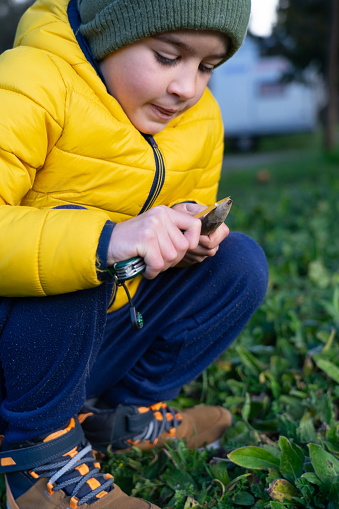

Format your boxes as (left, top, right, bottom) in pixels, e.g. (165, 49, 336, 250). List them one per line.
(199, 63, 214, 75)
(155, 52, 179, 66)
(155, 52, 215, 74)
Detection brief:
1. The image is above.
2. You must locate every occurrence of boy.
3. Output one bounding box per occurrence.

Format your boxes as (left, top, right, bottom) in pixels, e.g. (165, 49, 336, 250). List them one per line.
(0, 0, 268, 507)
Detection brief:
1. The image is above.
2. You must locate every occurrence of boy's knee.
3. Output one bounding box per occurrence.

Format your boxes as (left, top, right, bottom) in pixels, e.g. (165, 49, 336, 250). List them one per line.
(218, 231, 269, 305)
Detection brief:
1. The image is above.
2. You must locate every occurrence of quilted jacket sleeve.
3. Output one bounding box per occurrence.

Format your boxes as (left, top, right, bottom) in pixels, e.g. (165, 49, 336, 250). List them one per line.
(0, 48, 110, 297)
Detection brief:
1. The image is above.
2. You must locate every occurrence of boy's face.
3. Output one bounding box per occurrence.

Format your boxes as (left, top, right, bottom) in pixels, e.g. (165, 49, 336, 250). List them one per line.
(99, 30, 228, 135)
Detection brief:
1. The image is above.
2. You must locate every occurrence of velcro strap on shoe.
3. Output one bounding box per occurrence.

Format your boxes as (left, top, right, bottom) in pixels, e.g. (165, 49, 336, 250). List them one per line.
(126, 411, 154, 433)
(0, 418, 84, 473)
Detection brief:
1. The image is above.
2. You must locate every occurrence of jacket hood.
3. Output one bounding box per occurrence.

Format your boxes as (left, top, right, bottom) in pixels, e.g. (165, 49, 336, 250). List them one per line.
(13, 0, 134, 123)
(15, 0, 84, 67)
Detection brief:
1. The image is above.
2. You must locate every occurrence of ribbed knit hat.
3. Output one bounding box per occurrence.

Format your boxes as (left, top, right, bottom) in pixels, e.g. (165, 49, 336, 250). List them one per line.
(77, 0, 251, 62)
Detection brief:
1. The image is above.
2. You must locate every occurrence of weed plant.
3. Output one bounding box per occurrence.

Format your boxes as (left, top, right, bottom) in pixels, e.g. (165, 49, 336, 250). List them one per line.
(1, 148, 338, 508)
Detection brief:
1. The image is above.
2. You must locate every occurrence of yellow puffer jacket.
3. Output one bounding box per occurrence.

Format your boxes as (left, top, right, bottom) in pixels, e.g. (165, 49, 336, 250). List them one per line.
(0, 0, 224, 310)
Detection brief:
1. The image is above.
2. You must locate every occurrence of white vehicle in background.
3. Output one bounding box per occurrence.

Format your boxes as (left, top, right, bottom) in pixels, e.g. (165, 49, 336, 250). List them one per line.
(210, 36, 324, 151)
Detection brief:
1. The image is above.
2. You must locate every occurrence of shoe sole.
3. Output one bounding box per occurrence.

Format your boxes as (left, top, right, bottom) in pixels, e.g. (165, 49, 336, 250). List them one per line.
(6, 476, 20, 509)
(7, 496, 19, 509)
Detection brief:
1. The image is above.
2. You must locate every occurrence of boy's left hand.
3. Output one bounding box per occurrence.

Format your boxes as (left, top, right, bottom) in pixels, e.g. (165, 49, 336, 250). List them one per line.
(172, 202, 229, 264)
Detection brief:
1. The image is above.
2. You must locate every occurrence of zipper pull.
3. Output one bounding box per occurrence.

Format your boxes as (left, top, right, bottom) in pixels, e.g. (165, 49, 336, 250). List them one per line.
(143, 133, 158, 149)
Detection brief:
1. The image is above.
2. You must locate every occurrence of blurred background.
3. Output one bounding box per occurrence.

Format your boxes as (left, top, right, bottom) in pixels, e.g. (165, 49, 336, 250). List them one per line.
(211, 0, 338, 157)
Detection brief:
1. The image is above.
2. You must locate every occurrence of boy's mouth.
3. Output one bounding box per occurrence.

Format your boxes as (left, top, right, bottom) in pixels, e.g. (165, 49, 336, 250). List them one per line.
(151, 104, 178, 119)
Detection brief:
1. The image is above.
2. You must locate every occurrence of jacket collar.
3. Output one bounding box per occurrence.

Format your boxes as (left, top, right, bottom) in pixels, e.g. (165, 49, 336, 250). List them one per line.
(67, 0, 107, 87)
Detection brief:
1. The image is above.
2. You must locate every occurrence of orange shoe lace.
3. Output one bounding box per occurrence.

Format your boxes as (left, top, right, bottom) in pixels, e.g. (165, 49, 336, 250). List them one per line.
(29, 419, 114, 507)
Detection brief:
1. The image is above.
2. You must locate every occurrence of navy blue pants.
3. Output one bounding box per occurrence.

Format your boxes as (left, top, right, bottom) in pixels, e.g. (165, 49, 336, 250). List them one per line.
(0, 232, 268, 444)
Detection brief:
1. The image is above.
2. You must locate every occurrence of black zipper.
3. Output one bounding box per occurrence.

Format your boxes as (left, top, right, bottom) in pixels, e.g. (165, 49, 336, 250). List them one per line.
(115, 135, 165, 329)
(139, 134, 165, 214)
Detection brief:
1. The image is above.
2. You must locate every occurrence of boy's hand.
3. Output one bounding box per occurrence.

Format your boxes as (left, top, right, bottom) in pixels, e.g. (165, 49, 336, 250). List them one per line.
(171, 202, 229, 264)
(107, 205, 201, 279)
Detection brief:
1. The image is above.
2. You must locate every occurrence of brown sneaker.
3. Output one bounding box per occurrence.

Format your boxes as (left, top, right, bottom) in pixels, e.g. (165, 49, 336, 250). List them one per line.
(80, 400, 233, 453)
(0, 417, 160, 508)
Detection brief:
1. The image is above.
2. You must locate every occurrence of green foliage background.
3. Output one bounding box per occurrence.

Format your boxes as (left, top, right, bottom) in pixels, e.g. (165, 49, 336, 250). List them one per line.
(268, 0, 330, 77)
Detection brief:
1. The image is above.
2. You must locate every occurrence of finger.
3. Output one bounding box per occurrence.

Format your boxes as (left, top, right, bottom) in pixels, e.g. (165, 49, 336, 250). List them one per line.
(142, 207, 194, 275)
(182, 252, 208, 264)
(168, 208, 201, 250)
(185, 203, 207, 216)
(154, 224, 185, 268)
(141, 220, 179, 277)
(171, 202, 206, 217)
(187, 243, 214, 257)
(140, 235, 166, 279)
(199, 223, 229, 248)
(203, 244, 219, 258)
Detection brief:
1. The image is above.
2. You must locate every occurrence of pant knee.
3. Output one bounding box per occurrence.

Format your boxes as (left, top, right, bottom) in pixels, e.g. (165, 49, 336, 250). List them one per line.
(219, 232, 269, 308)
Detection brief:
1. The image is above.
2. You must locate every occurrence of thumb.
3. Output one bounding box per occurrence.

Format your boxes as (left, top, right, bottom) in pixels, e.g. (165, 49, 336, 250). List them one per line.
(185, 202, 207, 216)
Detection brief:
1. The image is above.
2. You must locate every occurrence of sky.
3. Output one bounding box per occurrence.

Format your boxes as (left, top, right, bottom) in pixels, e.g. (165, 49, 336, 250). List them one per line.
(249, 0, 280, 37)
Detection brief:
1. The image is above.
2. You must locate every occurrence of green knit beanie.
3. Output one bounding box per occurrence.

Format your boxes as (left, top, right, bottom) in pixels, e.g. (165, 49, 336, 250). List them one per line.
(77, 0, 251, 62)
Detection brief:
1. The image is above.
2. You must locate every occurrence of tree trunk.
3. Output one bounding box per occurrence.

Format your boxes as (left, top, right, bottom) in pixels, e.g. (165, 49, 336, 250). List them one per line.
(325, 0, 339, 150)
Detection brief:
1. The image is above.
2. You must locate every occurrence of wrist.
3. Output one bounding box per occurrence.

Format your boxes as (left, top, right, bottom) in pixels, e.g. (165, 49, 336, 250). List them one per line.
(96, 221, 115, 278)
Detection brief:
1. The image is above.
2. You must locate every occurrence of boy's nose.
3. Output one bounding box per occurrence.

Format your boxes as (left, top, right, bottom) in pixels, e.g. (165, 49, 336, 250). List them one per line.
(167, 70, 197, 100)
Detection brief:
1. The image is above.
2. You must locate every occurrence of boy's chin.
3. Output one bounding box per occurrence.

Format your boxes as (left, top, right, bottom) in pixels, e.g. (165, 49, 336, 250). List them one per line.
(130, 117, 171, 136)
(134, 123, 168, 136)
(142, 128, 166, 135)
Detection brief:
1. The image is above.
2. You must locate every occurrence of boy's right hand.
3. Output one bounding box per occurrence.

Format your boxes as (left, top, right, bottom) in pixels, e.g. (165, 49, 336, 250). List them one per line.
(107, 205, 202, 279)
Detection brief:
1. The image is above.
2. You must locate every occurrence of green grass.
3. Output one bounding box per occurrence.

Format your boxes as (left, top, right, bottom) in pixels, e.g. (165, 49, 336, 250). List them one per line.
(102, 149, 339, 508)
(1, 146, 339, 508)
